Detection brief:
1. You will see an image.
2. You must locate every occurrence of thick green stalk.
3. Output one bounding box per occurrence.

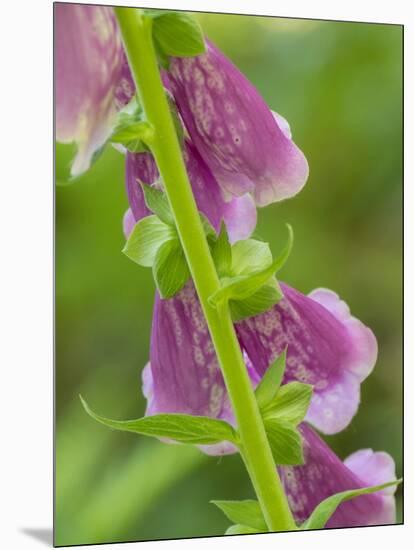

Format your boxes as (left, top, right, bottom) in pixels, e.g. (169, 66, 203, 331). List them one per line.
(114, 7, 296, 532)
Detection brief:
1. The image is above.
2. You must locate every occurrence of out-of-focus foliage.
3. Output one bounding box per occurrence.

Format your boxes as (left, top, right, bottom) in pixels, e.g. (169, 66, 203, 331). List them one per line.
(55, 13, 402, 546)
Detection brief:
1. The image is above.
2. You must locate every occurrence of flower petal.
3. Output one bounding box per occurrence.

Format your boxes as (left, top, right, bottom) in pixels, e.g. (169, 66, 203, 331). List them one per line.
(125, 152, 156, 222)
(149, 284, 226, 418)
(122, 207, 136, 239)
(279, 424, 396, 528)
(143, 283, 261, 455)
(236, 283, 377, 434)
(55, 4, 123, 176)
(125, 140, 257, 241)
(168, 40, 309, 206)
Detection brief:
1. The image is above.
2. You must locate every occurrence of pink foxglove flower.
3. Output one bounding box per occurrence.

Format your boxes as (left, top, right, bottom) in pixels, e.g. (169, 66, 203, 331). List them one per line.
(236, 284, 378, 434)
(167, 41, 309, 206)
(280, 424, 397, 528)
(55, 4, 123, 176)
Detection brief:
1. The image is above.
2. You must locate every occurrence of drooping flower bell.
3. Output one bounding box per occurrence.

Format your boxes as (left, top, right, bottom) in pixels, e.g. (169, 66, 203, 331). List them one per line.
(280, 424, 397, 528)
(167, 40, 309, 206)
(111, 37, 309, 207)
(55, 4, 124, 176)
(236, 284, 378, 434)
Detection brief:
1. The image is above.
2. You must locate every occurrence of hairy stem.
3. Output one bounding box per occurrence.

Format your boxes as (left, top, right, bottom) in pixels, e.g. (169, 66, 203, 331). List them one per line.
(114, 7, 296, 532)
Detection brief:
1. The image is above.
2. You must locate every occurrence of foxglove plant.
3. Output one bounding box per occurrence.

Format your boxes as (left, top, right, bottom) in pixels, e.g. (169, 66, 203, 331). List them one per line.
(56, 4, 400, 535)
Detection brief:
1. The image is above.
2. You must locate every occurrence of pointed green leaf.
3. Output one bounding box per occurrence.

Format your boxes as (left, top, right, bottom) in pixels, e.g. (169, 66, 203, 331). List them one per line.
(141, 184, 173, 225)
(301, 479, 402, 530)
(111, 122, 152, 152)
(262, 382, 313, 425)
(80, 396, 238, 445)
(122, 215, 175, 267)
(255, 349, 287, 409)
(225, 524, 261, 535)
(152, 12, 205, 57)
(271, 223, 294, 274)
(230, 280, 282, 322)
(211, 223, 232, 276)
(200, 214, 216, 239)
(209, 225, 293, 308)
(265, 419, 304, 465)
(231, 239, 272, 276)
(211, 500, 267, 531)
(110, 96, 153, 152)
(153, 239, 190, 298)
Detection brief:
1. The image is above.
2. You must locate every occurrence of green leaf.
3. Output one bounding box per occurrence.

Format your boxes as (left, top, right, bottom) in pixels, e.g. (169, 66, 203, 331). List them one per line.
(141, 184, 173, 225)
(209, 225, 293, 308)
(80, 396, 238, 445)
(211, 500, 267, 531)
(231, 239, 273, 276)
(255, 349, 287, 409)
(110, 96, 153, 153)
(153, 239, 190, 298)
(225, 524, 261, 535)
(211, 223, 232, 276)
(262, 382, 313, 425)
(166, 94, 185, 145)
(200, 214, 216, 239)
(122, 215, 176, 267)
(301, 479, 402, 530)
(142, 8, 170, 19)
(265, 419, 304, 465)
(152, 12, 205, 58)
(110, 123, 151, 154)
(230, 281, 282, 322)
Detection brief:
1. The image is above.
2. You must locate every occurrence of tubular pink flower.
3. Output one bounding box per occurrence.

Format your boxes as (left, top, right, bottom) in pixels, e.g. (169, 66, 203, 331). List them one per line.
(236, 284, 377, 435)
(279, 424, 397, 528)
(55, 4, 123, 176)
(167, 40, 309, 206)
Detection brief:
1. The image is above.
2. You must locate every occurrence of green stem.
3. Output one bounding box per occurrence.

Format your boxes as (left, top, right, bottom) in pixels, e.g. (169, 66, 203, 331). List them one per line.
(114, 7, 296, 532)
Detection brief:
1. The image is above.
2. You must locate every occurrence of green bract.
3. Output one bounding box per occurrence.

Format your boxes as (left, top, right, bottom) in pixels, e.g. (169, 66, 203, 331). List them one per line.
(110, 96, 153, 153)
(254, 351, 313, 466)
(261, 382, 313, 425)
(153, 238, 190, 298)
(80, 396, 238, 445)
(141, 183, 174, 225)
(211, 500, 267, 532)
(254, 349, 287, 409)
(151, 12, 205, 58)
(123, 215, 175, 267)
(301, 479, 402, 530)
(208, 225, 293, 321)
(264, 419, 304, 465)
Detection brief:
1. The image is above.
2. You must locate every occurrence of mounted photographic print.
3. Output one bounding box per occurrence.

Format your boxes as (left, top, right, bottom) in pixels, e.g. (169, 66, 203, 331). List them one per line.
(54, 2, 403, 546)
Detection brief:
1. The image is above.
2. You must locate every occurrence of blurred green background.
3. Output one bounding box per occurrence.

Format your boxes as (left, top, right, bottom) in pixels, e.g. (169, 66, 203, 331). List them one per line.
(55, 12, 403, 547)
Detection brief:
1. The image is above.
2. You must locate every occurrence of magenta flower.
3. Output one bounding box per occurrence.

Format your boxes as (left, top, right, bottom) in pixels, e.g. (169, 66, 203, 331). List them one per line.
(125, 139, 257, 243)
(139, 283, 396, 526)
(110, 38, 309, 207)
(236, 284, 378, 434)
(280, 424, 397, 528)
(55, 4, 123, 176)
(141, 282, 376, 438)
(167, 40, 309, 206)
